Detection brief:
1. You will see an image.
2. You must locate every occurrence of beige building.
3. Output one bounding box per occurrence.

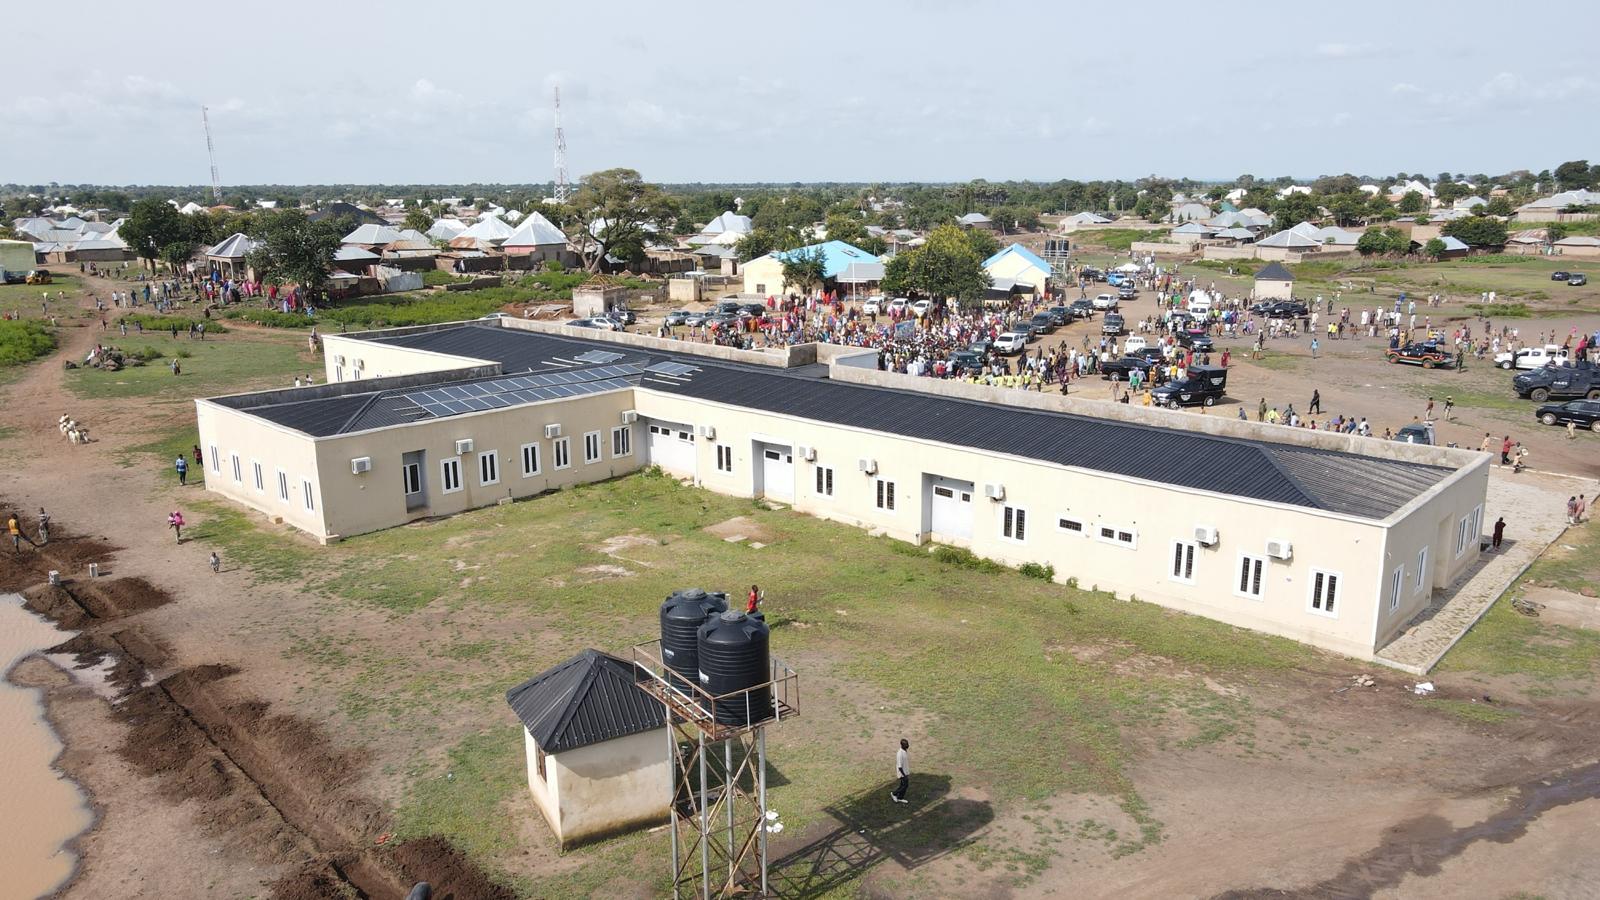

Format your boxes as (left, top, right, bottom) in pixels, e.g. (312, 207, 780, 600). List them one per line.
(505, 649, 669, 847)
(1253, 261, 1295, 299)
(982, 243, 1053, 296)
(195, 319, 1489, 661)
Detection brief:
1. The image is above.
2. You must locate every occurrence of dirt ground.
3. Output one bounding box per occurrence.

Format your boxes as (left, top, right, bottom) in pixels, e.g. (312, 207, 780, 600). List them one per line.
(5, 271, 1600, 900)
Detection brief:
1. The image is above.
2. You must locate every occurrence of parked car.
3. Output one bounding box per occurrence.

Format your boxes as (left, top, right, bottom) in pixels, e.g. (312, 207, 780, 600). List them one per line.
(1106, 272, 1126, 287)
(608, 307, 636, 325)
(949, 349, 986, 375)
(664, 310, 691, 326)
(738, 302, 768, 318)
(1123, 335, 1149, 353)
(1100, 355, 1160, 380)
(888, 298, 909, 315)
(1080, 267, 1103, 281)
(1495, 344, 1570, 370)
(705, 314, 740, 330)
(568, 317, 608, 330)
(1044, 306, 1071, 325)
(1101, 312, 1126, 335)
(911, 298, 933, 317)
(1092, 293, 1118, 310)
(1029, 312, 1057, 334)
(1551, 270, 1572, 281)
(1536, 399, 1600, 431)
(1128, 346, 1168, 363)
(1387, 342, 1453, 369)
(1262, 301, 1308, 318)
(1396, 422, 1435, 445)
(1569, 273, 1588, 286)
(968, 339, 992, 356)
(683, 311, 710, 327)
(993, 332, 1028, 354)
(1513, 363, 1600, 402)
(1175, 328, 1214, 352)
(861, 295, 885, 315)
(1151, 365, 1228, 408)
(715, 299, 743, 316)
(1068, 299, 1095, 319)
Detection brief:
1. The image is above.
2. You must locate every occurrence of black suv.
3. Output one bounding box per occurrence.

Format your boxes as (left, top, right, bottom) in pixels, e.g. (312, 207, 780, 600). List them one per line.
(1536, 399, 1600, 431)
(1552, 270, 1571, 281)
(1068, 299, 1095, 319)
(1030, 312, 1057, 334)
(1101, 312, 1125, 335)
(1044, 306, 1071, 325)
(1513, 363, 1600, 402)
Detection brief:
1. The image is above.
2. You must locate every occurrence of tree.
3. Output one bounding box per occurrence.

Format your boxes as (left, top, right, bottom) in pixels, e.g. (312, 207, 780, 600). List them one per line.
(779, 246, 827, 296)
(1422, 238, 1448, 260)
(1357, 227, 1406, 256)
(1547, 223, 1569, 242)
(402, 206, 433, 233)
(1554, 159, 1594, 191)
(880, 253, 912, 297)
(896, 224, 991, 307)
(823, 213, 869, 248)
(119, 199, 192, 271)
(1397, 191, 1426, 214)
(1442, 215, 1508, 248)
(1366, 194, 1397, 221)
(1271, 192, 1319, 232)
(1325, 192, 1368, 226)
(1433, 181, 1468, 206)
(1484, 196, 1514, 217)
(961, 227, 1000, 263)
(247, 210, 346, 301)
(561, 168, 677, 272)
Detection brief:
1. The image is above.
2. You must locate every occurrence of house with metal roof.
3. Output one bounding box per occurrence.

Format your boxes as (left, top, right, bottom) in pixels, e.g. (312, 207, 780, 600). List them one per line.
(195, 318, 1489, 661)
(982, 243, 1052, 294)
(1254, 261, 1295, 299)
(739, 241, 879, 296)
(955, 212, 993, 229)
(500, 212, 572, 267)
(505, 649, 668, 847)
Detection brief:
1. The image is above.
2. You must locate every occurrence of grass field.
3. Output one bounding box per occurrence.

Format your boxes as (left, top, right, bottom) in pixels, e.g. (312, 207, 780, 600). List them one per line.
(1283, 254, 1600, 315)
(0, 273, 83, 319)
(66, 331, 313, 400)
(189, 470, 1319, 895)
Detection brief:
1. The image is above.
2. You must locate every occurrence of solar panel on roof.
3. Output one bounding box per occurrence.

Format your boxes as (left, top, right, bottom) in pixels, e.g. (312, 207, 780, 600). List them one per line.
(575, 350, 625, 364)
(644, 361, 696, 377)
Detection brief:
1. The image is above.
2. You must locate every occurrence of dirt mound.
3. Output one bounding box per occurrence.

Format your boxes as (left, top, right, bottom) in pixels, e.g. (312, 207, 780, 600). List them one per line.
(22, 582, 91, 628)
(72, 576, 172, 618)
(391, 836, 518, 900)
(269, 862, 357, 900)
(0, 530, 121, 592)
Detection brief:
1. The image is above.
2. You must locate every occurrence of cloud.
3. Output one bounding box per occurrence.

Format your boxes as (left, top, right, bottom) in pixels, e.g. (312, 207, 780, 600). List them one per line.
(1390, 82, 1422, 94)
(1315, 42, 1376, 59)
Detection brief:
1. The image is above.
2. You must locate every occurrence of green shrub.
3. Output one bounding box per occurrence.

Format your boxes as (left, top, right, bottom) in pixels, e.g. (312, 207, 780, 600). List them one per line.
(1465, 303, 1532, 318)
(420, 269, 459, 286)
(117, 313, 229, 334)
(0, 320, 56, 366)
(931, 545, 1007, 573)
(1020, 562, 1056, 581)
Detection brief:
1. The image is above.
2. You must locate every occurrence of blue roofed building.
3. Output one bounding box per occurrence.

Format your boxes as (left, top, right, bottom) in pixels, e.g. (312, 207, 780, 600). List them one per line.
(982, 243, 1053, 296)
(740, 240, 880, 296)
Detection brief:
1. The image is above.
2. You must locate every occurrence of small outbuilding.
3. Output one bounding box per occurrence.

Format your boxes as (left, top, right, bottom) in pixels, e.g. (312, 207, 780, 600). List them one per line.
(1253, 261, 1295, 300)
(505, 649, 668, 848)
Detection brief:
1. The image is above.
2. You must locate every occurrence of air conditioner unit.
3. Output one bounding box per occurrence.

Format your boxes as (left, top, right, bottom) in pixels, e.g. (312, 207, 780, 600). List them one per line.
(697, 425, 716, 439)
(333, 354, 346, 366)
(620, 410, 638, 425)
(858, 458, 877, 475)
(1266, 539, 1293, 560)
(1194, 525, 1218, 546)
(350, 456, 372, 475)
(352, 358, 365, 370)
(984, 483, 1006, 501)
(454, 439, 474, 455)
(797, 445, 816, 462)
(544, 424, 561, 439)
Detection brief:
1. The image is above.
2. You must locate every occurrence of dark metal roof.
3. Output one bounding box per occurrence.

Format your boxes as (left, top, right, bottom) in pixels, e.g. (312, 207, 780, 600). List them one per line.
(1254, 261, 1295, 281)
(505, 650, 663, 753)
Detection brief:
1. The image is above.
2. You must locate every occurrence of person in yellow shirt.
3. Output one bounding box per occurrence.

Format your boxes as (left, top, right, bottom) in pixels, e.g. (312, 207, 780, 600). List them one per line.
(1142, 389, 1153, 406)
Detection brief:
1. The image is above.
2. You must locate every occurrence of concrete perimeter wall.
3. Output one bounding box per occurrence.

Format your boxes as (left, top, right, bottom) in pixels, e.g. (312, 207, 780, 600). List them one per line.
(499, 317, 814, 368)
(1131, 241, 1197, 256)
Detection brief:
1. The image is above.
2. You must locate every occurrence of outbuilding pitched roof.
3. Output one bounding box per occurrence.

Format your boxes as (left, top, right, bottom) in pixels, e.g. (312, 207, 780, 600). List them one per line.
(1254, 261, 1295, 281)
(505, 649, 663, 754)
(982, 243, 1050, 273)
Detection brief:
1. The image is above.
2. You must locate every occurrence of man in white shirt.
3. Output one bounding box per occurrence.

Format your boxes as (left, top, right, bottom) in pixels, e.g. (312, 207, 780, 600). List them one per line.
(891, 739, 910, 804)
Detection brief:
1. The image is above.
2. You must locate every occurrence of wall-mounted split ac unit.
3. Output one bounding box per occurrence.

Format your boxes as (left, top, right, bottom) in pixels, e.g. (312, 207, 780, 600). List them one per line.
(350, 457, 372, 474)
(984, 483, 1006, 501)
(333, 354, 346, 366)
(1266, 539, 1293, 560)
(621, 410, 638, 425)
(544, 424, 562, 439)
(352, 358, 365, 370)
(1193, 525, 1218, 546)
(858, 458, 877, 475)
(454, 439, 475, 455)
(697, 425, 716, 439)
(797, 445, 816, 461)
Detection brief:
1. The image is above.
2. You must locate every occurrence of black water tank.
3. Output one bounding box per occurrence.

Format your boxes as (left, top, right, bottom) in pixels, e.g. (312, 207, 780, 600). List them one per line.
(697, 611, 772, 726)
(659, 588, 727, 693)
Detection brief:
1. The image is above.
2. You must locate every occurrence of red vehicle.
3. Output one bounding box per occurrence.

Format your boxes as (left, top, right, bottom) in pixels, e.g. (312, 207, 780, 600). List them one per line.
(1386, 342, 1452, 369)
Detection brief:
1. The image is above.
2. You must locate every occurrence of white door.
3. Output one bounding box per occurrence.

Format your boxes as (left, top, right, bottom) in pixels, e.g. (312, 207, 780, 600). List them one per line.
(647, 421, 697, 477)
(929, 476, 974, 539)
(760, 445, 794, 501)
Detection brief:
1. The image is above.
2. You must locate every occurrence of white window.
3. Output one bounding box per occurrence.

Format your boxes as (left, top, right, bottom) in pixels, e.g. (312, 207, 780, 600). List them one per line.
(231, 454, 242, 484)
(441, 456, 463, 493)
(1170, 541, 1197, 583)
(1236, 554, 1265, 599)
(1058, 517, 1085, 534)
(874, 478, 896, 511)
(1002, 505, 1027, 542)
(1388, 565, 1404, 612)
(716, 444, 734, 473)
(1414, 547, 1428, 592)
(334, 365, 343, 382)
(209, 445, 220, 473)
(276, 470, 290, 503)
(403, 462, 422, 494)
(1310, 568, 1341, 617)
(611, 426, 632, 458)
(1096, 523, 1137, 549)
(553, 437, 571, 470)
(479, 450, 499, 486)
(252, 460, 264, 492)
(302, 479, 315, 510)
(815, 466, 834, 496)
(521, 442, 541, 477)
(583, 431, 602, 464)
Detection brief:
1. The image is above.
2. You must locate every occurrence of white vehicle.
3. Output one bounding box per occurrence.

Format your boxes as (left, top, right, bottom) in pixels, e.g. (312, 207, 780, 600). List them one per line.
(993, 332, 1028, 354)
(1123, 336, 1149, 353)
(1092, 293, 1118, 310)
(911, 298, 933, 317)
(888, 297, 910, 315)
(1495, 344, 1570, 370)
(861, 295, 885, 315)
(1186, 294, 1213, 314)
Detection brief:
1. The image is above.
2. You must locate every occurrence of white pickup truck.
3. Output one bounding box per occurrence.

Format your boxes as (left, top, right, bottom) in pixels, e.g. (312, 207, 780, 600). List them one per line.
(1495, 344, 1570, 370)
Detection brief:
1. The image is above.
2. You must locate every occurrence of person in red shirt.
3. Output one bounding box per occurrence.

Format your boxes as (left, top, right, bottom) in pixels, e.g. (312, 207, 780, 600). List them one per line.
(746, 584, 761, 614)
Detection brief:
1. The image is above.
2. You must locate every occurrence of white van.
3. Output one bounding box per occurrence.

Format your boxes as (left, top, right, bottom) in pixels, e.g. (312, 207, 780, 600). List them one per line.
(1123, 336, 1149, 353)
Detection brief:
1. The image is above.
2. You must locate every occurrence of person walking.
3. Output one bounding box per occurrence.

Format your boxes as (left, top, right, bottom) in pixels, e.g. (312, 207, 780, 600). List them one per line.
(1310, 336, 1319, 359)
(210, 551, 221, 574)
(891, 738, 910, 804)
(1500, 435, 1512, 466)
(1309, 389, 1321, 415)
(175, 454, 189, 486)
(1568, 496, 1579, 525)
(1492, 516, 1506, 550)
(1577, 494, 1588, 524)
(1568, 420, 1578, 440)
(36, 508, 49, 545)
(1424, 397, 1435, 421)
(1442, 396, 1454, 421)
(1479, 433, 1492, 453)
(746, 584, 762, 615)
(8, 511, 36, 552)
(1257, 397, 1267, 422)
(168, 510, 185, 543)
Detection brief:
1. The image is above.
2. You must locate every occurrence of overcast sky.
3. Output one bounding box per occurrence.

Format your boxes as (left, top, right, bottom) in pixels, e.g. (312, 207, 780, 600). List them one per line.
(7, 1, 1598, 187)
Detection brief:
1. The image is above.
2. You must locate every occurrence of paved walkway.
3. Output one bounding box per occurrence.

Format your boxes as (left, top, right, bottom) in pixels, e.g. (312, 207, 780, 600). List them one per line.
(1375, 468, 1599, 674)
